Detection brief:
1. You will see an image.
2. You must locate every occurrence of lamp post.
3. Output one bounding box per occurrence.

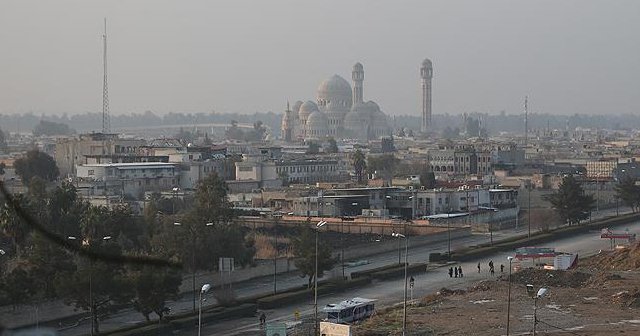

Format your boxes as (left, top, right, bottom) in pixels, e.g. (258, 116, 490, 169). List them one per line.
(527, 182, 532, 238)
(272, 214, 282, 295)
(506, 256, 514, 336)
(174, 221, 214, 312)
(314, 220, 327, 336)
(526, 286, 548, 336)
(392, 232, 408, 336)
(68, 235, 111, 336)
(198, 283, 211, 336)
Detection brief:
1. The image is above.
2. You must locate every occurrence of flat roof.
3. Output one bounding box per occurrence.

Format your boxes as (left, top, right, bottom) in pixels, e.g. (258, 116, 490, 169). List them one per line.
(80, 162, 177, 168)
(425, 213, 469, 219)
(323, 298, 376, 313)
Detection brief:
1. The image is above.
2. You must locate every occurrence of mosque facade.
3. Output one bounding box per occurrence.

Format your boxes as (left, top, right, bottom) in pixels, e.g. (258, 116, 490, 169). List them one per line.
(281, 63, 392, 142)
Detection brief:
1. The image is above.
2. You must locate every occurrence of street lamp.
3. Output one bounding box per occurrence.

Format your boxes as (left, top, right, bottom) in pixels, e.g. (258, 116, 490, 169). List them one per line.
(392, 232, 408, 336)
(384, 195, 392, 219)
(271, 214, 282, 295)
(198, 283, 211, 336)
(506, 256, 514, 336)
(526, 285, 549, 336)
(173, 221, 214, 312)
(67, 235, 111, 336)
(314, 220, 327, 336)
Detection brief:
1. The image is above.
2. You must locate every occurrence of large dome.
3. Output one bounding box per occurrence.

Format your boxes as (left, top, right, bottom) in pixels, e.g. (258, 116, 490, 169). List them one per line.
(316, 75, 352, 111)
(298, 100, 319, 122)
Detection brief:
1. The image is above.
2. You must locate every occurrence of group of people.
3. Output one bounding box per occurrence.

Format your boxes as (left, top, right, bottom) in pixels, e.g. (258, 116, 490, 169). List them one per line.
(476, 260, 505, 276)
(448, 265, 463, 278)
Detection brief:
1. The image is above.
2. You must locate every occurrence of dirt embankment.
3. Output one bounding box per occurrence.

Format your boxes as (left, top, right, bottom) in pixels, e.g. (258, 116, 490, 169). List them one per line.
(354, 242, 640, 336)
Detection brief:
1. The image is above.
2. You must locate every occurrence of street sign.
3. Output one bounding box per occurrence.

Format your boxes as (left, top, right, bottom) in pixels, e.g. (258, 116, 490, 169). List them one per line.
(266, 322, 287, 336)
(219, 257, 235, 272)
(320, 322, 351, 336)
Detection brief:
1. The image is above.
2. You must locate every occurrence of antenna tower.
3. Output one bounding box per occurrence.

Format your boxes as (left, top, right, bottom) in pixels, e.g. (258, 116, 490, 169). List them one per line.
(102, 18, 111, 133)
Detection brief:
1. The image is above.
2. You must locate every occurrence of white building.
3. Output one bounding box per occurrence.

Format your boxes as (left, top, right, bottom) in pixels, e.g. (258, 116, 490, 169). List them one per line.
(75, 162, 178, 198)
(281, 63, 391, 142)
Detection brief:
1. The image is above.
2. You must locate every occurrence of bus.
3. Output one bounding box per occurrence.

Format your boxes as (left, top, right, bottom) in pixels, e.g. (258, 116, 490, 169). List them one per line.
(322, 297, 376, 324)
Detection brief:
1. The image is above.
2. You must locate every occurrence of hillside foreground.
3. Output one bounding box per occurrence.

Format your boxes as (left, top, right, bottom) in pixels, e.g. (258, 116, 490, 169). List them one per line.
(354, 242, 640, 335)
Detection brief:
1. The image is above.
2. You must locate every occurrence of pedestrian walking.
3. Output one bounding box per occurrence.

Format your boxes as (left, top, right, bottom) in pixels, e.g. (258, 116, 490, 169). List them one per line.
(488, 260, 494, 271)
(458, 266, 463, 278)
(500, 264, 505, 273)
(448, 267, 454, 278)
(477, 262, 481, 273)
(490, 266, 495, 276)
(454, 267, 458, 278)
(259, 312, 266, 328)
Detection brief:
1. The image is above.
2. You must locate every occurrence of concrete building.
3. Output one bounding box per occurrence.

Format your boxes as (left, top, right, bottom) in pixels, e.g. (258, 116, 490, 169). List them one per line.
(428, 145, 492, 177)
(75, 162, 179, 198)
(55, 133, 145, 177)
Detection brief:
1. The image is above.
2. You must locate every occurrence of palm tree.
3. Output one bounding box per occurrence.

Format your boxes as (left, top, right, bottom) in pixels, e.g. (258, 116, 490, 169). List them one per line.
(352, 150, 367, 184)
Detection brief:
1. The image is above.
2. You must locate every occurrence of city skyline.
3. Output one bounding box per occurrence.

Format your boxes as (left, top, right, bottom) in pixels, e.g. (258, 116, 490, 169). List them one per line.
(1, 0, 639, 117)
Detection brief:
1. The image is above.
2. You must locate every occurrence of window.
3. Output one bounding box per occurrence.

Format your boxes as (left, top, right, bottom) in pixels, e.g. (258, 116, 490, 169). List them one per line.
(88, 169, 95, 176)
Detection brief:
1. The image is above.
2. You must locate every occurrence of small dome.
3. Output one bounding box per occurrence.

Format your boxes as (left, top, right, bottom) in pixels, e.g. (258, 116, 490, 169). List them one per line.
(306, 110, 329, 138)
(365, 100, 380, 112)
(307, 110, 328, 126)
(298, 100, 319, 121)
(353, 62, 363, 71)
(292, 100, 303, 114)
(422, 58, 432, 67)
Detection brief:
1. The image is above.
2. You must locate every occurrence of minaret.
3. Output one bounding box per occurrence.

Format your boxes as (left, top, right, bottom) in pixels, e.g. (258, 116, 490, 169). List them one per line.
(352, 62, 364, 105)
(281, 101, 293, 142)
(420, 58, 433, 133)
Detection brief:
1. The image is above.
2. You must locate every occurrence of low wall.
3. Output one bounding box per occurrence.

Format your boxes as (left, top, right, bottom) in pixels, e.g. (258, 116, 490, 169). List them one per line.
(181, 226, 471, 293)
(238, 216, 450, 236)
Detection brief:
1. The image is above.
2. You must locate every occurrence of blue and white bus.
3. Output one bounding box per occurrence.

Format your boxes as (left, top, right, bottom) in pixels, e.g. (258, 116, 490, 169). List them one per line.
(323, 297, 376, 324)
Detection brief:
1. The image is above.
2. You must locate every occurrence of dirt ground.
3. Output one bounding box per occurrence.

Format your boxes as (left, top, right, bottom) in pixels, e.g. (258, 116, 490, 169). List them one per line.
(354, 243, 640, 336)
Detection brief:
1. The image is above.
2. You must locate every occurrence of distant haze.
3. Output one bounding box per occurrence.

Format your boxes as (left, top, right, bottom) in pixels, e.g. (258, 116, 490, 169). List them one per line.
(1, 0, 639, 117)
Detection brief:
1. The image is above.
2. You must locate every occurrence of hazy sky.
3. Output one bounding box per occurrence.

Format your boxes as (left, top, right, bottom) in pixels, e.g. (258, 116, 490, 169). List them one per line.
(1, 0, 639, 117)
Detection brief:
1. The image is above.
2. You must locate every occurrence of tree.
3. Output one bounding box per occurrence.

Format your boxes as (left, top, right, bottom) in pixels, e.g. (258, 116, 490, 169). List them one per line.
(614, 177, 640, 212)
(33, 120, 74, 136)
(367, 154, 399, 181)
(129, 267, 181, 321)
(56, 258, 132, 335)
(225, 120, 244, 141)
(0, 194, 32, 257)
(325, 138, 339, 154)
(24, 232, 75, 298)
(306, 141, 320, 154)
(352, 150, 367, 184)
(0, 267, 35, 310)
(419, 165, 437, 189)
(544, 175, 595, 226)
(14, 150, 59, 182)
(292, 225, 337, 288)
(0, 128, 7, 154)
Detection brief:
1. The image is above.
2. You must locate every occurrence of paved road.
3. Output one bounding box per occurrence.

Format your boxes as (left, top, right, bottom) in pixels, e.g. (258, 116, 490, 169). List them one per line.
(195, 214, 640, 336)
(46, 207, 630, 335)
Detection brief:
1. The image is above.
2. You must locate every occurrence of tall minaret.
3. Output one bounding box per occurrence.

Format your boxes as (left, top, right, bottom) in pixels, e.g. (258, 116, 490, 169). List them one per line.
(352, 62, 364, 105)
(420, 58, 433, 133)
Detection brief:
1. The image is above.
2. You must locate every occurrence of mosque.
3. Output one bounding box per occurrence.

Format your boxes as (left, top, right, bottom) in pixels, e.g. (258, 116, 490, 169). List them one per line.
(281, 63, 392, 142)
